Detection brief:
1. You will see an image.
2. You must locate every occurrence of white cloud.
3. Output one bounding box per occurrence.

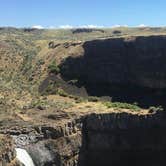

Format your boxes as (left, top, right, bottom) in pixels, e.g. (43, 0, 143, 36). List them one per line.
(111, 24, 129, 28)
(59, 25, 73, 29)
(59, 24, 104, 29)
(32, 25, 44, 29)
(45, 24, 130, 29)
(138, 24, 147, 27)
(78, 25, 104, 28)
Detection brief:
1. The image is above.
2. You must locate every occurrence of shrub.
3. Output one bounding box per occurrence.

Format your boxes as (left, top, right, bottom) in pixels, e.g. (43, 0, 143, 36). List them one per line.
(30, 99, 48, 110)
(42, 82, 57, 95)
(48, 60, 60, 74)
(50, 101, 74, 110)
(68, 95, 76, 99)
(57, 88, 68, 97)
(148, 106, 164, 113)
(37, 59, 45, 65)
(103, 102, 141, 111)
(88, 96, 100, 102)
(75, 97, 86, 103)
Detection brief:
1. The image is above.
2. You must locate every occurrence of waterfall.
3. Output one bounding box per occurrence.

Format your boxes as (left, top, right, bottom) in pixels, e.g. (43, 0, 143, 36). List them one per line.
(15, 148, 35, 166)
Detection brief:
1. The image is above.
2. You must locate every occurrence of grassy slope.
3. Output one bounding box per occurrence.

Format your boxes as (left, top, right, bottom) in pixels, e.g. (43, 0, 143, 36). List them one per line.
(0, 27, 165, 125)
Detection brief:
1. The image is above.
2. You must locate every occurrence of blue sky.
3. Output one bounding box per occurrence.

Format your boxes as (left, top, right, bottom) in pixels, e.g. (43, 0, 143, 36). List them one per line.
(0, 0, 166, 28)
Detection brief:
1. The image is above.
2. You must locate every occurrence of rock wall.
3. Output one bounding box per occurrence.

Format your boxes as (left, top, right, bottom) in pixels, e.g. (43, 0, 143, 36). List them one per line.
(3, 119, 83, 166)
(1, 111, 166, 166)
(0, 135, 19, 166)
(83, 36, 166, 89)
(82, 112, 166, 166)
(61, 35, 166, 89)
(60, 35, 166, 107)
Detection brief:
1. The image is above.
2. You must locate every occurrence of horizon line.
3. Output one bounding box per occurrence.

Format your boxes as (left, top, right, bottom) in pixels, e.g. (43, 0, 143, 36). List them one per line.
(1, 25, 166, 30)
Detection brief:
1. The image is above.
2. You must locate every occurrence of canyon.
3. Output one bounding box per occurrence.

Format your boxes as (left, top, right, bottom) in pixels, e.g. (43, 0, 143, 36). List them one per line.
(1, 111, 166, 166)
(1, 28, 166, 165)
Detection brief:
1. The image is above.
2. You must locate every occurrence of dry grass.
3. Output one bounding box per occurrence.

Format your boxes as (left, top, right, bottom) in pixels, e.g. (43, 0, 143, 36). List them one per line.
(0, 27, 160, 124)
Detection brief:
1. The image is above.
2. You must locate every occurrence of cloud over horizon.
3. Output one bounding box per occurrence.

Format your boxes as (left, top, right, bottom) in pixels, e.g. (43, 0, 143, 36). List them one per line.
(58, 24, 104, 29)
(58, 24, 131, 29)
(137, 24, 148, 27)
(32, 25, 44, 29)
(59, 25, 73, 29)
(30, 24, 150, 29)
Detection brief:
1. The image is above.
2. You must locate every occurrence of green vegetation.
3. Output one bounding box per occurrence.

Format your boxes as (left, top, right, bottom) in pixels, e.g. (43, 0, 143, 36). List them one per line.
(103, 101, 141, 111)
(87, 96, 100, 102)
(42, 81, 58, 95)
(29, 99, 49, 110)
(148, 106, 164, 113)
(42, 81, 69, 97)
(68, 95, 97, 103)
(75, 97, 86, 103)
(57, 88, 68, 97)
(52, 101, 74, 110)
(37, 59, 45, 66)
(48, 60, 60, 74)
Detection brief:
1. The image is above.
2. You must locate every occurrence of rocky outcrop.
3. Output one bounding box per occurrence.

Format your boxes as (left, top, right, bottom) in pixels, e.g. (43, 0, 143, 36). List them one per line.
(48, 42, 61, 49)
(1, 111, 166, 166)
(1, 119, 83, 166)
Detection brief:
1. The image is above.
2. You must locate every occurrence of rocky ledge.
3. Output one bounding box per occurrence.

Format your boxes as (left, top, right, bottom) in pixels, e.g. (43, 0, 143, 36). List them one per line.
(0, 118, 83, 166)
(1, 110, 166, 166)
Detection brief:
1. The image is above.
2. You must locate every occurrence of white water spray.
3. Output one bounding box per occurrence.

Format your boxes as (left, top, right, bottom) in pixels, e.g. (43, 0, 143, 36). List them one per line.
(15, 148, 35, 166)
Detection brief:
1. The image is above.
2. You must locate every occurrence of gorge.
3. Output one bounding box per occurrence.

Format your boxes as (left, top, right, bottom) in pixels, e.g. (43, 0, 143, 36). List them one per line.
(1, 28, 166, 165)
(2, 111, 166, 166)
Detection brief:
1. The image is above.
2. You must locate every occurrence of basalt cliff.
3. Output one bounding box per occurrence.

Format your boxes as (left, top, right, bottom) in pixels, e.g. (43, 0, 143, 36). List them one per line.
(60, 35, 166, 107)
(1, 111, 166, 166)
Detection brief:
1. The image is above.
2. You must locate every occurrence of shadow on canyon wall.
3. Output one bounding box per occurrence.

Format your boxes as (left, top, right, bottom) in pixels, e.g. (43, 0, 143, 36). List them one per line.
(60, 36, 166, 109)
(77, 112, 166, 166)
